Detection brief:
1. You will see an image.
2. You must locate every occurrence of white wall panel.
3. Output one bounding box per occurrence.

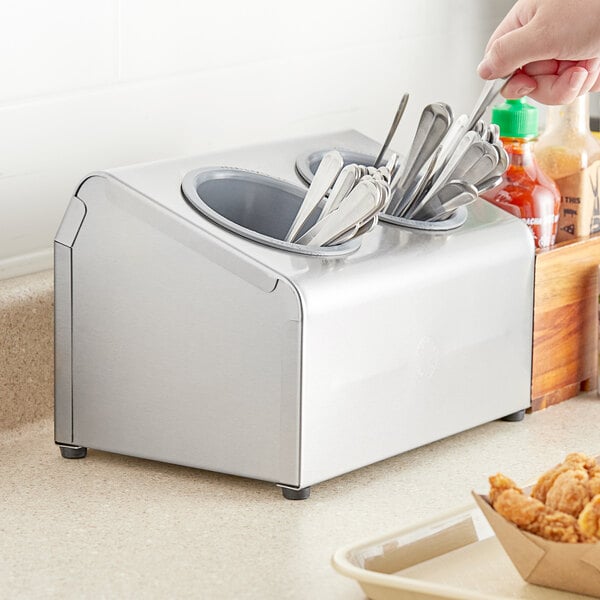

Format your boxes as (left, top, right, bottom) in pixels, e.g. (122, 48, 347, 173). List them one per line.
(0, 0, 118, 104)
(0, 0, 515, 279)
(118, 0, 469, 81)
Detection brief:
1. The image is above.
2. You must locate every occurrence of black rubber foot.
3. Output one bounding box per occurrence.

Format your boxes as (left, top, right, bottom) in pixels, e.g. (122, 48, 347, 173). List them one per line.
(59, 445, 87, 459)
(281, 486, 311, 500)
(501, 409, 526, 422)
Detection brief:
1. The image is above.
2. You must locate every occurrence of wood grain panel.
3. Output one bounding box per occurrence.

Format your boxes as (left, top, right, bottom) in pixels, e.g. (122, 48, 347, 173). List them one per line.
(531, 236, 600, 411)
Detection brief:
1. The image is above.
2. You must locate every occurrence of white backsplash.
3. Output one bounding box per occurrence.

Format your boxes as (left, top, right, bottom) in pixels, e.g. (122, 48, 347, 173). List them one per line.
(0, 0, 513, 279)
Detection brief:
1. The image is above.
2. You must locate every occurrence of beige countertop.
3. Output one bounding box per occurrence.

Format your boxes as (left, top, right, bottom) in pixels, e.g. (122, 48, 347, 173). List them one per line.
(2, 394, 600, 599)
(0, 271, 53, 432)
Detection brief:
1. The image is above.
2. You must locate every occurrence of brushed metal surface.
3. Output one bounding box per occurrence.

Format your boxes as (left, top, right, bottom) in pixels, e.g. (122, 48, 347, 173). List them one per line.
(298, 201, 535, 486)
(58, 131, 536, 491)
(54, 242, 73, 444)
(55, 196, 86, 246)
(72, 176, 302, 486)
(54, 197, 87, 444)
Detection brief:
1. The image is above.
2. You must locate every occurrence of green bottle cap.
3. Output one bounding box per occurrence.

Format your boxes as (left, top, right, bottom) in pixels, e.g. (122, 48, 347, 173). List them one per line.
(491, 98, 538, 138)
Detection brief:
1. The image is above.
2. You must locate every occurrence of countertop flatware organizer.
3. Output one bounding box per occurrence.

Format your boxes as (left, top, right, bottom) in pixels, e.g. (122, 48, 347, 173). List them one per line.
(54, 130, 534, 499)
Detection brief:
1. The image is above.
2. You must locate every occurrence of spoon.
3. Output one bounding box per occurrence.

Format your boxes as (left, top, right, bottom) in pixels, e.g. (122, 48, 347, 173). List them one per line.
(374, 94, 409, 168)
(396, 146, 442, 217)
(318, 164, 361, 221)
(327, 222, 361, 246)
(329, 215, 378, 246)
(411, 180, 474, 220)
(385, 153, 399, 177)
(296, 180, 381, 247)
(446, 140, 488, 181)
(488, 123, 500, 144)
(462, 148, 499, 186)
(467, 75, 511, 131)
(432, 114, 469, 175)
(477, 175, 503, 194)
(492, 141, 510, 175)
(386, 103, 452, 216)
(285, 150, 344, 242)
(404, 131, 479, 218)
(428, 191, 478, 221)
(483, 123, 500, 144)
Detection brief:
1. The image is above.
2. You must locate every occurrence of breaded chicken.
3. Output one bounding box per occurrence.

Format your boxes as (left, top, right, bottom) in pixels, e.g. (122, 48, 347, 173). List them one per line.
(578, 494, 600, 539)
(531, 463, 569, 503)
(492, 488, 587, 543)
(488, 454, 600, 544)
(531, 453, 596, 503)
(529, 510, 584, 543)
(489, 473, 521, 505)
(589, 474, 600, 497)
(564, 453, 597, 470)
(493, 488, 545, 527)
(545, 469, 590, 517)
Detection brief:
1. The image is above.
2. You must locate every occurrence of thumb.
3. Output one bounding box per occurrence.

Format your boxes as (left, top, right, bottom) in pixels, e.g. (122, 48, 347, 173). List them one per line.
(478, 23, 550, 79)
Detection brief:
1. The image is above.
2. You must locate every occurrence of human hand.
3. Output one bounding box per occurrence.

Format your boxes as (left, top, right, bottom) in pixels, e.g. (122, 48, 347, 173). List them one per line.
(478, 0, 600, 104)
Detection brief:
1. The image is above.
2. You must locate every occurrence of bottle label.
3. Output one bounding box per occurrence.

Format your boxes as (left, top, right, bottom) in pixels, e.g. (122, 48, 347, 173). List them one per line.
(522, 215, 559, 226)
(553, 160, 600, 242)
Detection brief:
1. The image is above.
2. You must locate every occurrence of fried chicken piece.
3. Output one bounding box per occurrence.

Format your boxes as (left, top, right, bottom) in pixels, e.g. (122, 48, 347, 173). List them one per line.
(589, 464, 600, 476)
(589, 474, 600, 497)
(578, 494, 600, 539)
(529, 510, 583, 543)
(564, 452, 596, 470)
(531, 464, 568, 503)
(493, 488, 546, 527)
(493, 488, 585, 543)
(487, 453, 600, 544)
(545, 469, 590, 517)
(489, 473, 522, 505)
(531, 453, 596, 503)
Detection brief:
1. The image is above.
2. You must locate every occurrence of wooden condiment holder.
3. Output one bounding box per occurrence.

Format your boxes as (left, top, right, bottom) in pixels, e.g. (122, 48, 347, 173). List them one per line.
(531, 234, 600, 411)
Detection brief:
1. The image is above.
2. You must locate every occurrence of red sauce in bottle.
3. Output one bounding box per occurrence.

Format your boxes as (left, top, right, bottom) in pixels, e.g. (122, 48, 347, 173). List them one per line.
(482, 136, 560, 249)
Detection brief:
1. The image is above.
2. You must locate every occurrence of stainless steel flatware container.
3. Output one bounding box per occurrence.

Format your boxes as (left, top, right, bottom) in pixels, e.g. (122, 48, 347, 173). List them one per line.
(54, 130, 535, 499)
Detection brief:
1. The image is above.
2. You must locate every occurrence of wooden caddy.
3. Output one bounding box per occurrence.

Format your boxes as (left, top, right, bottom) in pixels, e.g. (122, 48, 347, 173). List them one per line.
(532, 235, 600, 411)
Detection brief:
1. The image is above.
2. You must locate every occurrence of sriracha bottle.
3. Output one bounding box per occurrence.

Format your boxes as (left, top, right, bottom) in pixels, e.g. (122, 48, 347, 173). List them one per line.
(481, 98, 560, 249)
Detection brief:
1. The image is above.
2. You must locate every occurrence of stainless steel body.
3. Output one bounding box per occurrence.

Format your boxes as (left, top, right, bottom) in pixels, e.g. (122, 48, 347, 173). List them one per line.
(55, 130, 535, 493)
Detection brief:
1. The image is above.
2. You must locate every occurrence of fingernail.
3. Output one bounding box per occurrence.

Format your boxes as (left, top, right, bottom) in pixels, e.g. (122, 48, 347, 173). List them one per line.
(478, 59, 493, 79)
(569, 69, 588, 89)
(514, 85, 535, 97)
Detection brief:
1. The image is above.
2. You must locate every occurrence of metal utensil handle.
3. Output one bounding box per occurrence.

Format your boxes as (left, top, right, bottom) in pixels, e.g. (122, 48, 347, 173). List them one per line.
(319, 165, 359, 221)
(297, 181, 380, 247)
(285, 150, 343, 242)
(396, 146, 442, 218)
(463, 150, 498, 186)
(467, 75, 511, 131)
(429, 191, 478, 221)
(374, 94, 409, 168)
(387, 104, 451, 215)
(403, 131, 478, 218)
(411, 180, 471, 220)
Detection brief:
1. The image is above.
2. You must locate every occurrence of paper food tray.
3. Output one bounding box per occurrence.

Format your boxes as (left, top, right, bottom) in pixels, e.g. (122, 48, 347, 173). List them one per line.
(332, 503, 589, 600)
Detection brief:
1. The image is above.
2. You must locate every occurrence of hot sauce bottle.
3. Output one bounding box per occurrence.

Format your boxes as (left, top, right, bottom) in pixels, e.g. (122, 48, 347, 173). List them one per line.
(481, 98, 560, 249)
(535, 94, 600, 241)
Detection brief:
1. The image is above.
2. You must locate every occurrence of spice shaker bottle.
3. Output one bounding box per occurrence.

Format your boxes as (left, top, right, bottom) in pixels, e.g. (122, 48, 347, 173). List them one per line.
(535, 94, 600, 241)
(481, 98, 560, 249)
